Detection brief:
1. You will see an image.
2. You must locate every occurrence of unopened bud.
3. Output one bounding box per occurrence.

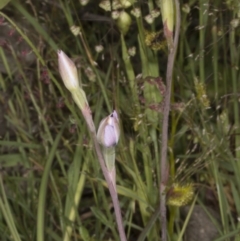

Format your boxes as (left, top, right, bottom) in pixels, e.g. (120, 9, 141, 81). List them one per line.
(117, 11, 132, 35)
(97, 110, 120, 148)
(58, 50, 79, 91)
(159, 0, 174, 41)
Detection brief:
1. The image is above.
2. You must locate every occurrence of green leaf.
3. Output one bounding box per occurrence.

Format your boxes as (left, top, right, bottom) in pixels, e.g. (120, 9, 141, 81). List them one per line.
(79, 226, 90, 241)
(90, 207, 111, 228)
(0, 0, 11, 9)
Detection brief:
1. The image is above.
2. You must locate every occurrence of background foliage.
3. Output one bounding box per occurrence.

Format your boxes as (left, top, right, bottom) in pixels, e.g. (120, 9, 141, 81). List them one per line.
(0, 0, 240, 240)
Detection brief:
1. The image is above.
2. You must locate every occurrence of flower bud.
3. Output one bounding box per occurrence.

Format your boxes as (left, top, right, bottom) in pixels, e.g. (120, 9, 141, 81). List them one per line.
(116, 11, 132, 35)
(159, 0, 174, 42)
(58, 50, 79, 91)
(97, 110, 120, 148)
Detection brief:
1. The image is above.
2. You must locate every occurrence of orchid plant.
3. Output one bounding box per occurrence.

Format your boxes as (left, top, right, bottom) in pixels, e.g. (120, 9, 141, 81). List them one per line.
(58, 50, 126, 241)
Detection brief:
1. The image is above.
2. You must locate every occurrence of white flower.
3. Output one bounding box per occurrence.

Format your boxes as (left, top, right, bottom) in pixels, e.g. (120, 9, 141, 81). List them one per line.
(97, 110, 120, 148)
(58, 50, 79, 91)
(95, 45, 104, 53)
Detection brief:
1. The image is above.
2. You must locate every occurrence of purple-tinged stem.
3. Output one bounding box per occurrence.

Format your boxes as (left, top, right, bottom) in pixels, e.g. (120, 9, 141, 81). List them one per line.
(160, 1, 181, 241)
(81, 106, 127, 241)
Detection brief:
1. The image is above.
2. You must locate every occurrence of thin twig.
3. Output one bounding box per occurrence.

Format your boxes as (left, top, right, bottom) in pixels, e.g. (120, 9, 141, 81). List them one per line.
(160, 1, 181, 241)
(81, 106, 127, 241)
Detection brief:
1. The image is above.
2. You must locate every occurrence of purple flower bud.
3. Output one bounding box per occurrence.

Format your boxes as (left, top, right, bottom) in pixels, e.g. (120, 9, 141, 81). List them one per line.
(97, 110, 120, 148)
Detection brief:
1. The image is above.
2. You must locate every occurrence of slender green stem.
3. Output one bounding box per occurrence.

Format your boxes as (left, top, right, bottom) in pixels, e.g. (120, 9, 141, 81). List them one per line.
(37, 123, 66, 241)
(229, 22, 240, 160)
(137, 206, 160, 241)
(212, 24, 219, 99)
(63, 160, 88, 241)
(199, 0, 209, 83)
(0, 178, 22, 241)
(93, 65, 112, 112)
(120, 34, 136, 92)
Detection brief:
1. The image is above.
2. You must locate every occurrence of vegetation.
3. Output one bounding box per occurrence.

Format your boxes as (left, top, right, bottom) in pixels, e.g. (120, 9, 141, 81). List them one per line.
(0, 0, 240, 240)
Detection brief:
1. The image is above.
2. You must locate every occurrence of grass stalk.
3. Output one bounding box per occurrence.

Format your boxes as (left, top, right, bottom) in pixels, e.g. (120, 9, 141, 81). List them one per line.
(176, 195, 198, 241)
(120, 34, 136, 93)
(211, 156, 228, 234)
(212, 24, 219, 99)
(229, 20, 240, 160)
(10, 1, 58, 51)
(199, 0, 209, 83)
(63, 160, 88, 241)
(37, 123, 67, 241)
(0, 178, 22, 241)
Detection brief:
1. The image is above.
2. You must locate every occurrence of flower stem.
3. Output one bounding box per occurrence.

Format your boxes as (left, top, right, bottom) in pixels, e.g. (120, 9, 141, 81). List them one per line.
(81, 106, 127, 241)
(159, 1, 180, 241)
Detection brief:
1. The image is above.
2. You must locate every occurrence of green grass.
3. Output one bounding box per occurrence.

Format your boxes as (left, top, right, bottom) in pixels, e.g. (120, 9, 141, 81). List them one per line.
(0, 0, 240, 240)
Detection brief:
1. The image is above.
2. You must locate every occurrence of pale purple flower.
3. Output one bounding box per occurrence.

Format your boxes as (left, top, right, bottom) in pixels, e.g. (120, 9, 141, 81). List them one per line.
(97, 110, 120, 148)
